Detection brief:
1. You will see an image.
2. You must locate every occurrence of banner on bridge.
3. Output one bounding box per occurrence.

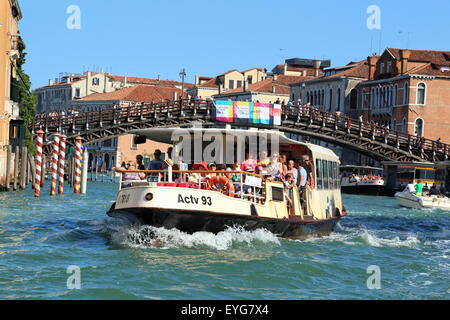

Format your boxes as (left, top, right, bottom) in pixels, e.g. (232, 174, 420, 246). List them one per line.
(212, 101, 281, 126)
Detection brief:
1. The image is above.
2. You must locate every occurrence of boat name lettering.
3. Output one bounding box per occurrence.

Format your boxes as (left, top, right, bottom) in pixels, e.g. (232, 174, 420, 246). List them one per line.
(178, 194, 212, 206)
(118, 193, 130, 204)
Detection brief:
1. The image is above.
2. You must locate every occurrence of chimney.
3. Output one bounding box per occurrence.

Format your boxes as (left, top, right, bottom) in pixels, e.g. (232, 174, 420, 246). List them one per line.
(272, 85, 276, 93)
(283, 63, 287, 74)
(313, 60, 322, 77)
(274, 75, 278, 81)
(66, 76, 71, 84)
(124, 76, 127, 86)
(86, 71, 91, 94)
(173, 91, 178, 100)
(367, 56, 378, 80)
(49, 79, 53, 86)
(400, 49, 411, 75)
(195, 75, 199, 85)
(158, 75, 161, 82)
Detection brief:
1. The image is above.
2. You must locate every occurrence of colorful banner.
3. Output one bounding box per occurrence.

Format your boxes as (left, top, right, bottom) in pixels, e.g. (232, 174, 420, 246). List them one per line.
(233, 101, 250, 124)
(214, 100, 279, 125)
(214, 101, 233, 122)
(272, 104, 281, 126)
(258, 103, 271, 125)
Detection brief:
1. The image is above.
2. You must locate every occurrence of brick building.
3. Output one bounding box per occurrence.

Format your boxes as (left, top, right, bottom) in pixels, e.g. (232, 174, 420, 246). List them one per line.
(356, 48, 450, 142)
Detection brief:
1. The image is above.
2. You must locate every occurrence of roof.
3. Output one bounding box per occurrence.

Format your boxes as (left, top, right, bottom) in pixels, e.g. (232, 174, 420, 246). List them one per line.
(108, 75, 194, 88)
(387, 48, 450, 65)
(218, 75, 312, 95)
(196, 77, 219, 88)
(129, 128, 340, 161)
(76, 85, 181, 103)
(34, 74, 88, 90)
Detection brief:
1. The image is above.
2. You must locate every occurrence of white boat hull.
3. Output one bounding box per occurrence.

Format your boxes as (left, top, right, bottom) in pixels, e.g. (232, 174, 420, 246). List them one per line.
(394, 192, 450, 210)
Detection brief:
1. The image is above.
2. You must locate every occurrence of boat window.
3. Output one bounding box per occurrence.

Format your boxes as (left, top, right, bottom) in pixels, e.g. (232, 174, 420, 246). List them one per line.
(316, 159, 323, 190)
(332, 162, 336, 189)
(271, 187, 284, 201)
(322, 160, 329, 189)
(328, 161, 333, 189)
(415, 169, 435, 181)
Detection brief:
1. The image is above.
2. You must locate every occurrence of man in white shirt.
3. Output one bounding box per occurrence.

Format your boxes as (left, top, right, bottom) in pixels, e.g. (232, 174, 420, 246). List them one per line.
(405, 181, 416, 194)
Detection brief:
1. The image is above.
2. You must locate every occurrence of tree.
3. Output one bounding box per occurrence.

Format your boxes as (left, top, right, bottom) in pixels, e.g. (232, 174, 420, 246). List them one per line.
(15, 32, 37, 154)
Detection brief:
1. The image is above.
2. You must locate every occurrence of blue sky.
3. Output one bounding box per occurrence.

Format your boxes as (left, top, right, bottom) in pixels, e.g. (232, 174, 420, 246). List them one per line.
(17, 0, 450, 90)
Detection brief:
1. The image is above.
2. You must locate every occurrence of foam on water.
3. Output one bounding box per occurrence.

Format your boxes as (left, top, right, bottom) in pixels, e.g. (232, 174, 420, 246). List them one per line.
(110, 225, 280, 250)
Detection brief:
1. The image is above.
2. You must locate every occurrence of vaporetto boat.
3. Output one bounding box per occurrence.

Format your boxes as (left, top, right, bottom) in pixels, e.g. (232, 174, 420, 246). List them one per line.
(107, 128, 347, 239)
(394, 191, 450, 210)
(339, 165, 385, 195)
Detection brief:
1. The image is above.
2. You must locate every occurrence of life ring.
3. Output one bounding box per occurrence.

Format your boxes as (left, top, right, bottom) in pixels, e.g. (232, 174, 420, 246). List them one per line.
(208, 176, 235, 197)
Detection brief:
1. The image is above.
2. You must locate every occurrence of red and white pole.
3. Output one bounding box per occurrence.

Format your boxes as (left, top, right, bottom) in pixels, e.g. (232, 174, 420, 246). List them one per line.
(74, 135, 82, 193)
(34, 129, 44, 197)
(58, 133, 66, 194)
(50, 131, 60, 196)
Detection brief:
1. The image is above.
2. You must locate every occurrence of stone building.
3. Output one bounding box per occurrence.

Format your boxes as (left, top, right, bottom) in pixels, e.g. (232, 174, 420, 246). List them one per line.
(356, 48, 450, 142)
(0, 0, 22, 186)
(34, 72, 192, 113)
(71, 85, 179, 169)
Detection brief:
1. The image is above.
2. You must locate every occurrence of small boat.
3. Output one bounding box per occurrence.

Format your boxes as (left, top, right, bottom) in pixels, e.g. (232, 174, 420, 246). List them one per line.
(107, 128, 347, 239)
(395, 191, 450, 210)
(339, 165, 385, 196)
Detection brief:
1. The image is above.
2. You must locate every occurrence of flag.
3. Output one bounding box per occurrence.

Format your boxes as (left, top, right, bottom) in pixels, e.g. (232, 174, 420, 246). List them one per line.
(259, 103, 271, 125)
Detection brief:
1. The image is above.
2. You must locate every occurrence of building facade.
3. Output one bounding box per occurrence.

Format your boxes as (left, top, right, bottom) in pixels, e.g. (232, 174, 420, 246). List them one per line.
(356, 48, 450, 142)
(34, 72, 193, 113)
(71, 85, 180, 168)
(187, 68, 267, 100)
(0, 0, 22, 186)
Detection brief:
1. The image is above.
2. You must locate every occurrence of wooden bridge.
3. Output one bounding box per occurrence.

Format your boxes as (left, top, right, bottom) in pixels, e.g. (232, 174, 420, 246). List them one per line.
(32, 99, 449, 162)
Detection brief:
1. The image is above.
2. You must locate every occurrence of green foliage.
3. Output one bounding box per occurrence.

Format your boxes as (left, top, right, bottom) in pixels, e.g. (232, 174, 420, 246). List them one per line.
(15, 33, 37, 154)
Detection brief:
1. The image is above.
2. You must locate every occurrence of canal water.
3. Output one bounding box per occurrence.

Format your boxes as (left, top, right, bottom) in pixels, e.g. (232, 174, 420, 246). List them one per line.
(0, 180, 448, 300)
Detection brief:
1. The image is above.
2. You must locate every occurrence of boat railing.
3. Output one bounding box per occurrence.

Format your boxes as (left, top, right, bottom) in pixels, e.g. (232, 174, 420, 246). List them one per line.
(117, 169, 270, 204)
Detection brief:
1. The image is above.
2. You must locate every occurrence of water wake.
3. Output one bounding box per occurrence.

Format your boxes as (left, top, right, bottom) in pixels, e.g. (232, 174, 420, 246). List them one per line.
(110, 225, 280, 250)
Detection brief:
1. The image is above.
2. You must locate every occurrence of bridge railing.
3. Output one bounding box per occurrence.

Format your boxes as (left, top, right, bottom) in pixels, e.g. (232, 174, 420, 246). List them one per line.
(32, 99, 449, 161)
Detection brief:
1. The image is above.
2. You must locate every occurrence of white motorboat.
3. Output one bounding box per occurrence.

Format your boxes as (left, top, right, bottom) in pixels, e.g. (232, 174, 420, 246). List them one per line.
(394, 191, 450, 210)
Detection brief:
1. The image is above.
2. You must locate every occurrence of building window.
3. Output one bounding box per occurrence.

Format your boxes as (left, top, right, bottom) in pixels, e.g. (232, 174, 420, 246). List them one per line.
(237, 80, 242, 88)
(329, 89, 332, 110)
(229, 80, 234, 90)
(387, 61, 392, 73)
(131, 135, 138, 150)
(393, 85, 398, 106)
(393, 119, 397, 132)
(403, 83, 409, 105)
(75, 88, 80, 98)
(350, 89, 358, 109)
(248, 76, 253, 84)
(402, 117, 407, 134)
(380, 62, 385, 74)
(417, 82, 426, 105)
(415, 118, 424, 136)
(337, 88, 341, 111)
(92, 77, 99, 86)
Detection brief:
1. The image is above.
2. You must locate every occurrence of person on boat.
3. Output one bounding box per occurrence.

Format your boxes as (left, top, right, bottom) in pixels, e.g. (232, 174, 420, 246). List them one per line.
(189, 161, 210, 188)
(430, 183, 440, 196)
(280, 154, 288, 176)
(240, 152, 257, 172)
(302, 155, 315, 188)
(115, 162, 146, 187)
(284, 173, 295, 207)
(208, 163, 217, 179)
(286, 160, 298, 186)
(149, 149, 164, 170)
(257, 150, 271, 168)
(267, 153, 283, 182)
(416, 180, 424, 197)
(136, 154, 145, 170)
(404, 181, 416, 194)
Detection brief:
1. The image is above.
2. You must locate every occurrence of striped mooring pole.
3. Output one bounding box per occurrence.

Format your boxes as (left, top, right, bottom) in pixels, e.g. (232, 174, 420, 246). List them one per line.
(34, 129, 44, 197)
(58, 133, 66, 194)
(50, 131, 60, 196)
(74, 135, 82, 193)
